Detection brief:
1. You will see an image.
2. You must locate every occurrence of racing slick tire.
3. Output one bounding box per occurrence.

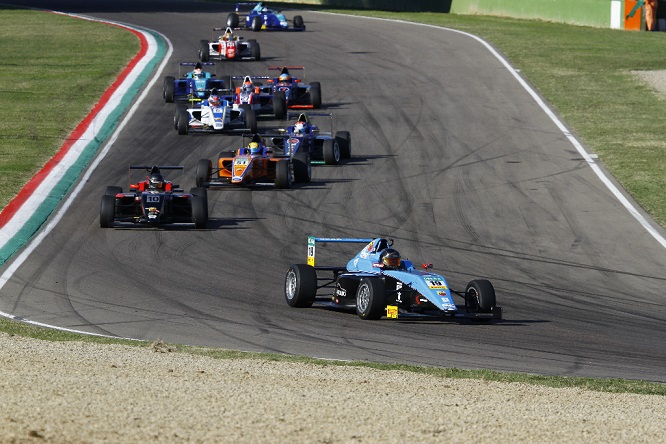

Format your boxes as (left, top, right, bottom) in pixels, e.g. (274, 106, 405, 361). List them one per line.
(274, 159, 292, 189)
(323, 138, 340, 165)
(163, 76, 175, 103)
(177, 110, 189, 135)
(293, 15, 304, 29)
(99, 195, 116, 228)
(195, 159, 212, 188)
(251, 16, 262, 32)
(356, 277, 386, 320)
(227, 12, 239, 28)
(104, 186, 122, 196)
(198, 40, 210, 62)
(243, 107, 258, 133)
(190, 186, 209, 217)
(249, 39, 261, 61)
(465, 279, 496, 313)
(191, 193, 208, 229)
(273, 91, 287, 119)
(308, 82, 322, 109)
(335, 131, 352, 159)
(285, 264, 317, 308)
(292, 151, 311, 183)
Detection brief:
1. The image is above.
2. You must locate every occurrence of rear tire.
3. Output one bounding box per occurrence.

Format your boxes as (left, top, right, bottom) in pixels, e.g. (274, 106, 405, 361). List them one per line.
(249, 39, 260, 61)
(356, 277, 385, 320)
(335, 131, 351, 159)
(244, 108, 257, 133)
(99, 195, 115, 228)
(309, 82, 321, 109)
(274, 159, 292, 189)
(465, 279, 497, 313)
(195, 159, 212, 188)
(285, 264, 317, 308)
(273, 90, 287, 119)
(198, 40, 210, 62)
(163, 76, 175, 103)
(323, 138, 340, 165)
(292, 151, 311, 183)
(105, 186, 122, 196)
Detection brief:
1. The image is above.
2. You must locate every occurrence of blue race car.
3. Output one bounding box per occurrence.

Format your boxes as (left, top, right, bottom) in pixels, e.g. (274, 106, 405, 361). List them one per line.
(227, 2, 305, 32)
(162, 62, 225, 103)
(285, 237, 502, 321)
(266, 112, 351, 165)
(266, 66, 321, 109)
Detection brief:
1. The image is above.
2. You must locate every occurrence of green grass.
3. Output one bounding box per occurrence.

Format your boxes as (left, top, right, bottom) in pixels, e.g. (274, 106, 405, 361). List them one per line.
(1, 7, 665, 395)
(0, 8, 138, 209)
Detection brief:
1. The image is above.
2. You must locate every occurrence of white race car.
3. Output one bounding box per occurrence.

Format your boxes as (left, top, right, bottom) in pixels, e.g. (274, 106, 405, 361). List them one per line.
(198, 27, 260, 62)
(174, 94, 258, 135)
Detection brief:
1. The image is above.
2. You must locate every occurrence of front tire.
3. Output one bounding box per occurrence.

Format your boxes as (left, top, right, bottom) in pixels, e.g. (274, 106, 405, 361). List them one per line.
(251, 16, 262, 31)
(323, 138, 340, 165)
(177, 110, 189, 135)
(285, 264, 317, 308)
(293, 15, 304, 29)
(196, 159, 212, 188)
(356, 277, 385, 320)
(465, 279, 497, 313)
(99, 195, 115, 228)
(227, 12, 239, 28)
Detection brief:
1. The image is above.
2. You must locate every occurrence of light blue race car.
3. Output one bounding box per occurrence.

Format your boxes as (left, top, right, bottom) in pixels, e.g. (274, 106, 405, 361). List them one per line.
(285, 237, 502, 321)
(226, 2, 306, 32)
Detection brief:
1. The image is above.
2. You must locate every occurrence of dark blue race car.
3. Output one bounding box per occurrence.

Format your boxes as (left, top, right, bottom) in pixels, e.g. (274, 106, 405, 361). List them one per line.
(266, 112, 351, 165)
(266, 66, 321, 109)
(162, 62, 225, 103)
(285, 237, 503, 321)
(226, 2, 305, 32)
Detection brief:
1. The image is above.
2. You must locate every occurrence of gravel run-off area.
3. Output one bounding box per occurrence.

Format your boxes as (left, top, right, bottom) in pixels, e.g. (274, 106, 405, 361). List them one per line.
(1, 333, 665, 443)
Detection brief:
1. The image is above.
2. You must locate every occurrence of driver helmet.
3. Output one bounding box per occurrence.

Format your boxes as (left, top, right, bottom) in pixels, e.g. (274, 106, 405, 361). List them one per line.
(242, 79, 253, 93)
(379, 248, 401, 269)
(294, 121, 306, 134)
(208, 95, 220, 107)
(278, 73, 291, 83)
(248, 141, 261, 154)
(149, 172, 164, 190)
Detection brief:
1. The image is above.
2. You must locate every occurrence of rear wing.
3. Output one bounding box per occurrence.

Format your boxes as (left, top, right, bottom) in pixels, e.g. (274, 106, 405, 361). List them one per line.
(307, 236, 373, 267)
(178, 62, 216, 77)
(235, 2, 263, 14)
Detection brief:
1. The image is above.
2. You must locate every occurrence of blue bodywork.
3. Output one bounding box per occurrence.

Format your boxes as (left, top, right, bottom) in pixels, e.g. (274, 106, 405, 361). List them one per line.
(234, 2, 305, 31)
(164, 62, 225, 102)
(311, 237, 458, 313)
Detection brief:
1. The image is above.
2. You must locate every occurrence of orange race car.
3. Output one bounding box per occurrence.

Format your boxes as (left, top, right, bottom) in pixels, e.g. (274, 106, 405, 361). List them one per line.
(195, 134, 311, 189)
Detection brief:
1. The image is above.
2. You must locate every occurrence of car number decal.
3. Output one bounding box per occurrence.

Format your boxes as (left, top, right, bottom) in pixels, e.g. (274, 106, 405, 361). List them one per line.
(425, 276, 447, 289)
(146, 195, 160, 203)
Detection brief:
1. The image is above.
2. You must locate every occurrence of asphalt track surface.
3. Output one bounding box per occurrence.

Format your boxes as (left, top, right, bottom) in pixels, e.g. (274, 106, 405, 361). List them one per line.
(2, 0, 666, 382)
